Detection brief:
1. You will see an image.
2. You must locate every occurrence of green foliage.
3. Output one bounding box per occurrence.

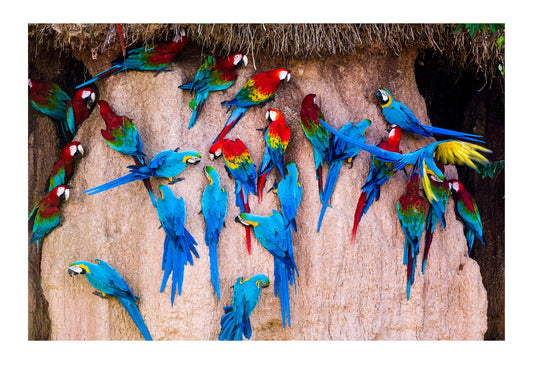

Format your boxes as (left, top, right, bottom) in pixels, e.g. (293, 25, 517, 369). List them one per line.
(455, 23, 504, 37)
(475, 160, 505, 179)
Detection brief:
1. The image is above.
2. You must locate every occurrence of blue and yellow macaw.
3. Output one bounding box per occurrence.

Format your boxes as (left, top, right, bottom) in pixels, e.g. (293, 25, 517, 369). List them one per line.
(82, 149, 201, 196)
(319, 120, 491, 210)
(257, 109, 291, 203)
(201, 166, 228, 300)
(396, 173, 427, 301)
(222, 138, 258, 254)
(236, 210, 297, 327)
(376, 88, 484, 142)
(317, 119, 370, 232)
(156, 185, 199, 306)
(179, 52, 248, 129)
(68, 259, 152, 340)
(299, 94, 330, 202)
(448, 179, 486, 255)
(275, 162, 303, 232)
(219, 274, 270, 340)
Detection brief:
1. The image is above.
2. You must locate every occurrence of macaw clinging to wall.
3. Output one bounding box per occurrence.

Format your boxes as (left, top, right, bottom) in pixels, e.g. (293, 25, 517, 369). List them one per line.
(421, 162, 450, 274)
(201, 166, 228, 300)
(376, 88, 484, 142)
(396, 173, 427, 301)
(156, 185, 199, 306)
(299, 94, 330, 202)
(236, 210, 298, 327)
(65, 86, 97, 137)
(47, 141, 84, 192)
(275, 162, 303, 232)
(317, 119, 370, 232)
(75, 28, 187, 89)
(448, 179, 486, 255)
(68, 259, 152, 340)
(209, 68, 291, 159)
(179, 52, 248, 129)
(82, 149, 201, 196)
(222, 138, 258, 254)
(219, 274, 270, 341)
(351, 126, 402, 245)
(257, 109, 291, 203)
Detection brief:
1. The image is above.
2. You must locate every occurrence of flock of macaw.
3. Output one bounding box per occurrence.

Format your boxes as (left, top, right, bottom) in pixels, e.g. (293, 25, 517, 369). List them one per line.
(29, 28, 493, 341)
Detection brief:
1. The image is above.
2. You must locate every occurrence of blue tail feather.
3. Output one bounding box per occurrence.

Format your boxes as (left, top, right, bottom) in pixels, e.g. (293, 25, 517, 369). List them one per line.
(75, 65, 126, 89)
(188, 91, 208, 129)
(83, 172, 143, 195)
(219, 306, 243, 340)
(423, 124, 485, 143)
(317, 160, 342, 232)
(117, 297, 152, 340)
(208, 242, 220, 300)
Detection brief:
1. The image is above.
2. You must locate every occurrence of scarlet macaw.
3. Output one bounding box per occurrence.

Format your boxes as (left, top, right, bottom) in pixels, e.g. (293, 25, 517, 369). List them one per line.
(209, 68, 291, 159)
(47, 141, 84, 192)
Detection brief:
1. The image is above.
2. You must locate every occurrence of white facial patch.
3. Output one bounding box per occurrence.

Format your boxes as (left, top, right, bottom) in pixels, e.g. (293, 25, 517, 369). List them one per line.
(279, 70, 290, 82)
(69, 145, 78, 156)
(233, 54, 242, 66)
(379, 89, 389, 102)
(452, 181, 460, 191)
(187, 156, 201, 164)
(68, 265, 83, 275)
(81, 90, 93, 99)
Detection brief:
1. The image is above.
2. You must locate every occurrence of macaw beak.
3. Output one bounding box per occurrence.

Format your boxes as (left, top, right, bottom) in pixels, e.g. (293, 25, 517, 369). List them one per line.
(68, 265, 85, 277)
(261, 280, 270, 289)
(78, 145, 85, 155)
(234, 215, 249, 226)
(242, 55, 248, 67)
(187, 156, 201, 165)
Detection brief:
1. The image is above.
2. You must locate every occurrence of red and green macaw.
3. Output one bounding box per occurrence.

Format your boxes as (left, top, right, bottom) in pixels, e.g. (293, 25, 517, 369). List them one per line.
(179, 52, 248, 129)
(47, 141, 84, 192)
(209, 68, 291, 159)
(448, 179, 486, 255)
(351, 126, 402, 244)
(257, 109, 291, 203)
(219, 274, 270, 340)
(221, 138, 257, 254)
(68, 259, 152, 340)
(299, 94, 331, 203)
(236, 210, 298, 328)
(376, 88, 484, 142)
(201, 166, 228, 300)
(397, 173, 427, 301)
(156, 185, 199, 306)
(66, 87, 97, 136)
(317, 119, 370, 232)
(75, 28, 187, 89)
(421, 162, 450, 274)
(275, 162, 303, 232)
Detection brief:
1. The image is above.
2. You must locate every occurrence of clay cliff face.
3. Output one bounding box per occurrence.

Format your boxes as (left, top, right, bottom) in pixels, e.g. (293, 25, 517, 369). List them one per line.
(38, 47, 487, 340)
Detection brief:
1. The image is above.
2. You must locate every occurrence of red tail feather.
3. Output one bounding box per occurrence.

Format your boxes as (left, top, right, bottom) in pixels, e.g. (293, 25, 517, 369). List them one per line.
(257, 172, 268, 204)
(423, 228, 434, 270)
(351, 192, 368, 246)
(241, 190, 252, 254)
(317, 165, 323, 199)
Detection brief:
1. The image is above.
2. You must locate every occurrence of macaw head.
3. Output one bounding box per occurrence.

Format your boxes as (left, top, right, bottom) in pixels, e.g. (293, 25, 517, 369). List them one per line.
(428, 162, 446, 183)
(448, 179, 464, 194)
(209, 139, 224, 160)
(97, 100, 114, 118)
(73, 86, 96, 107)
(265, 108, 284, 123)
(275, 68, 291, 83)
(229, 52, 248, 68)
(235, 213, 260, 228)
(180, 151, 201, 165)
(203, 166, 220, 186)
(302, 93, 317, 108)
(249, 274, 270, 290)
(50, 185, 71, 202)
(285, 161, 299, 179)
(61, 141, 84, 161)
(68, 261, 91, 276)
(376, 88, 393, 107)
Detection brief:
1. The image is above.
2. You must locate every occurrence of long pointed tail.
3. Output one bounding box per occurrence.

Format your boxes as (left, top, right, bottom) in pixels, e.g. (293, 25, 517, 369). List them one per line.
(132, 156, 156, 207)
(209, 107, 248, 157)
(75, 65, 126, 89)
(83, 172, 142, 195)
(406, 242, 415, 301)
(237, 188, 252, 254)
(274, 258, 295, 328)
(422, 124, 485, 143)
(422, 212, 437, 274)
(208, 242, 220, 300)
(351, 191, 368, 246)
(317, 160, 342, 232)
(187, 92, 208, 129)
(257, 166, 273, 204)
(117, 297, 152, 340)
(218, 306, 244, 340)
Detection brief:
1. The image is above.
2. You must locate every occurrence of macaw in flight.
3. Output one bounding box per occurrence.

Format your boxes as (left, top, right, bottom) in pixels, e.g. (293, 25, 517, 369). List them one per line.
(179, 52, 248, 129)
(201, 166, 228, 300)
(351, 126, 402, 245)
(209, 68, 291, 159)
(275, 162, 303, 232)
(376, 88, 484, 142)
(236, 210, 298, 327)
(299, 94, 330, 202)
(66, 87, 97, 137)
(317, 119, 370, 232)
(256, 109, 291, 203)
(75, 28, 187, 89)
(68, 259, 152, 340)
(396, 173, 427, 301)
(155, 185, 199, 306)
(46, 141, 84, 192)
(448, 179, 486, 255)
(219, 274, 270, 340)
(221, 138, 257, 254)
(82, 149, 201, 196)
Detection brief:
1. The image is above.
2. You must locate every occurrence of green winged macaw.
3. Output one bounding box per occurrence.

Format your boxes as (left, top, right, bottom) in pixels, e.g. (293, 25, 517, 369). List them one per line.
(209, 68, 291, 159)
(75, 28, 187, 89)
(448, 179, 486, 255)
(219, 274, 270, 341)
(319, 120, 491, 210)
(46, 141, 84, 192)
(376, 88, 484, 142)
(257, 108, 291, 203)
(396, 173, 427, 301)
(275, 162, 303, 232)
(156, 185, 199, 306)
(351, 126, 402, 245)
(82, 149, 201, 196)
(65, 86, 97, 137)
(68, 259, 152, 340)
(201, 166, 228, 300)
(222, 138, 257, 254)
(317, 119, 370, 232)
(179, 52, 248, 129)
(236, 210, 298, 327)
(300, 94, 330, 202)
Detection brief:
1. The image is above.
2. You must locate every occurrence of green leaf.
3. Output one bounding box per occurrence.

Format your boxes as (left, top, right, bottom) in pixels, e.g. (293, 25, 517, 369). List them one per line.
(497, 35, 504, 50)
(475, 160, 505, 178)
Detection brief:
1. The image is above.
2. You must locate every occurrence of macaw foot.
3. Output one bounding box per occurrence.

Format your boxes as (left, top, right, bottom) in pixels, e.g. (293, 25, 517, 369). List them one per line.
(173, 147, 180, 152)
(168, 177, 185, 185)
(347, 158, 354, 169)
(93, 291, 108, 299)
(256, 127, 267, 133)
(154, 68, 172, 77)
